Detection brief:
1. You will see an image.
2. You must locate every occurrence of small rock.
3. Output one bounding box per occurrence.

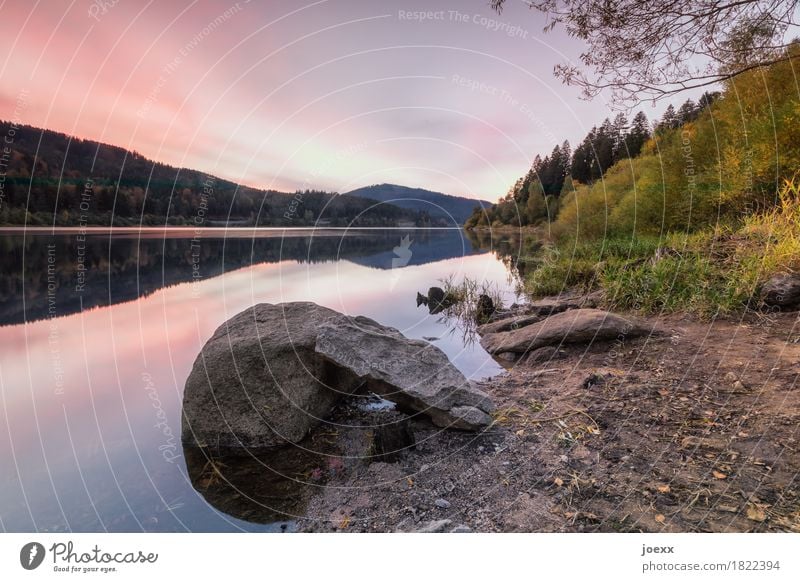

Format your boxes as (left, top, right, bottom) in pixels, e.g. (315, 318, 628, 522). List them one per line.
(425, 286, 456, 314)
(450, 525, 471, 533)
(760, 273, 800, 309)
(476, 294, 495, 323)
(414, 519, 452, 533)
(582, 372, 607, 389)
(434, 499, 451, 509)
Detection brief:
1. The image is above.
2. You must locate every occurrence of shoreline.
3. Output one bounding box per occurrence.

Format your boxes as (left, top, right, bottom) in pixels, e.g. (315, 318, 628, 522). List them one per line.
(292, 300, 800, 532)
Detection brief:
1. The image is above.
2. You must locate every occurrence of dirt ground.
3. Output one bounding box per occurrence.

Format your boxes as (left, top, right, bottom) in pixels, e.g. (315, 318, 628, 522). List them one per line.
(289, 309, 800, 532)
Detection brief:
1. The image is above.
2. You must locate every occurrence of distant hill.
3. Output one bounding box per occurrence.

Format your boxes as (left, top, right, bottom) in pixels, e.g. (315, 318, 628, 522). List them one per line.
(345, 183, 492, 225)
(0, 122, 430, 227)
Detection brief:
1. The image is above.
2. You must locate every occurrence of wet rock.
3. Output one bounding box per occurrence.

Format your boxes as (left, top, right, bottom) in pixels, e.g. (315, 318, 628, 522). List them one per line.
(481, 308, 657, 355)
(316, 316, 495, 430)
(476, 294, 495, 323)
(420, 286, 458, 314)
(760, 273, 800, 309)
(427, 286, 447, 310)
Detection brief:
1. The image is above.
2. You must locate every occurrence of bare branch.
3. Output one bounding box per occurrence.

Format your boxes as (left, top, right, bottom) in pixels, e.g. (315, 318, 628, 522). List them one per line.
(491, 0, 800, 103)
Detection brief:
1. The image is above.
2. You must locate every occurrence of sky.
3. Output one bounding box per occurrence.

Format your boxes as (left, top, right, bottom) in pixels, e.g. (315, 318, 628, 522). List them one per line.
(0, 0, 673, 202)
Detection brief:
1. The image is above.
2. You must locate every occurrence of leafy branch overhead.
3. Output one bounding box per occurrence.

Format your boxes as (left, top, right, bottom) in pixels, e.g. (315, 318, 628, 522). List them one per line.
(491, 0, 800, 103)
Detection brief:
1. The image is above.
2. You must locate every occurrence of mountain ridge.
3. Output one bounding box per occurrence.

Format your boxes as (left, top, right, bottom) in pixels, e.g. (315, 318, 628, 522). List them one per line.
(345, 183, 492, 225)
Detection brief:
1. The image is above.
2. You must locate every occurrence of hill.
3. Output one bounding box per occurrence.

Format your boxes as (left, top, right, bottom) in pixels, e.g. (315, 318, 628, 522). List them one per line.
(345, 183, 491, 225)
(0, 123, 430, 227)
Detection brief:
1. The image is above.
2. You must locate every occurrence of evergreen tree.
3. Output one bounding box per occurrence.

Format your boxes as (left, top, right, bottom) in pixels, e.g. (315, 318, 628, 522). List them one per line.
(677, 99, 699, 124)
(625, 111, 650, 158)
(611, 112, 629, 159)
(659, 104, 678, 131)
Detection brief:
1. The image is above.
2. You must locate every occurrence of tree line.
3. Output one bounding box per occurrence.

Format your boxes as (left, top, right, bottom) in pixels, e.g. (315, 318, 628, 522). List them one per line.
(466, 92, 721, 229)
(0, 123, 436, 227)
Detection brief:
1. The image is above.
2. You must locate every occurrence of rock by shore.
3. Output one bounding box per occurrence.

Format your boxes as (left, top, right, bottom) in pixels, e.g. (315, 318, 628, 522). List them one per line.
(182, 302, 496, 453)
(480, 307, 659, 355)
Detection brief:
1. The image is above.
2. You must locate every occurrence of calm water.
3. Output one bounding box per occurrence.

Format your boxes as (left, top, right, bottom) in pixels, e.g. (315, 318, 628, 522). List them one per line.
(0, 228, 522, 532)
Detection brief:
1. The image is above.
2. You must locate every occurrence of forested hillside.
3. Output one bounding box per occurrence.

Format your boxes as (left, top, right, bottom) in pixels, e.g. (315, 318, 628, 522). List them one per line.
(0, 123, 432, 227)
(468, 43, 800, 315)
(465, 93, 720, 229)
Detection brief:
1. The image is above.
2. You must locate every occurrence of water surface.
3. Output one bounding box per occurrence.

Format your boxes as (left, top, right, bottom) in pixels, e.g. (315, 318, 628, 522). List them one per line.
(0, 228, 521, 532)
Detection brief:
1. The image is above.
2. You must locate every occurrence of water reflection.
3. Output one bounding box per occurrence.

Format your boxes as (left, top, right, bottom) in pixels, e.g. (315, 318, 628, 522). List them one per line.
(0, 228, 521, 532)
(0, 228, 481, 326)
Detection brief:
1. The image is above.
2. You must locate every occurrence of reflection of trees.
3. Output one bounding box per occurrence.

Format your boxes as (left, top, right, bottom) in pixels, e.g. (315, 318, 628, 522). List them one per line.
(0, 230, 480, 325)
(464, 230, 542, 284)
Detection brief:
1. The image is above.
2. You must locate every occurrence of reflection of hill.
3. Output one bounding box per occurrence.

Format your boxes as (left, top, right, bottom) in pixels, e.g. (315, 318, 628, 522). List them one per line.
(0, 229, 482, 326)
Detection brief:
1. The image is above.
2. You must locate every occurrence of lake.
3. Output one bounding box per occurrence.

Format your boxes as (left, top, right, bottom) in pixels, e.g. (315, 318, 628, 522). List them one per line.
(0, 227, 525, 532)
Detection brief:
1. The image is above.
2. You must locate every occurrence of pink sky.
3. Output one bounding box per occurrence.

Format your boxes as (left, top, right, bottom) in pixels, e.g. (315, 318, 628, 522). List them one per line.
(0, 0, 666, 201)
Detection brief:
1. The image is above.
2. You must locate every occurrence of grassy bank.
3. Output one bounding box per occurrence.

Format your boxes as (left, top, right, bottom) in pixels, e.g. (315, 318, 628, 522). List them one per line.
(524, 178, 800, 317)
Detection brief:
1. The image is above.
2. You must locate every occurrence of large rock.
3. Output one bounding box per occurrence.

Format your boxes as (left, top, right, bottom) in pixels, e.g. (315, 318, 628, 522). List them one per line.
(761, 273, 800, 309)
(477, 313, 545, 335)
(316, 316, 494, 429)
(182, 302, 495, 451)
(480, 308, 656, 355)
(182, 302, 360, 450)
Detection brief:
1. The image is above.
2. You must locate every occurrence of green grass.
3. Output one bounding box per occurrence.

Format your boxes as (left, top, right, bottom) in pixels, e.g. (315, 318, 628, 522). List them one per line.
(524, 178, 800, 317)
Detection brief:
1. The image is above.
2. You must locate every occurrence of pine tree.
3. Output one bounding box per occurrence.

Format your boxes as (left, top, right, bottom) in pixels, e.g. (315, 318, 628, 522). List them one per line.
(611, 112, 629, 159)
(625, 111, 650, 158)
(659, 104, 678, 131)
(677, 99, 699, 124)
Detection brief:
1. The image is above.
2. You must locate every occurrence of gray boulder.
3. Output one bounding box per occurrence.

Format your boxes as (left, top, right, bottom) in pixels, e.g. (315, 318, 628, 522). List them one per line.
(183, 302, 495, 451)
(481, 308, 656, 355)
(316, 316, 494, 429)
(181, 302, 361, 450)
(761, 273, 800, 309)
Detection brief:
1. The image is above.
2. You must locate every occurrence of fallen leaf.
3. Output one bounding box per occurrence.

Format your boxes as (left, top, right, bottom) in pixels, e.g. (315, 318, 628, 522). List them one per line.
(655, 514, 666, 524)
(657, 484, 671, 494)
(712, 470, 727, 479)
(406, 477, 414, 487)
(746, 504, 766, 522)
(554, 477, 564, 487)
(338, 516, 351, 529)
